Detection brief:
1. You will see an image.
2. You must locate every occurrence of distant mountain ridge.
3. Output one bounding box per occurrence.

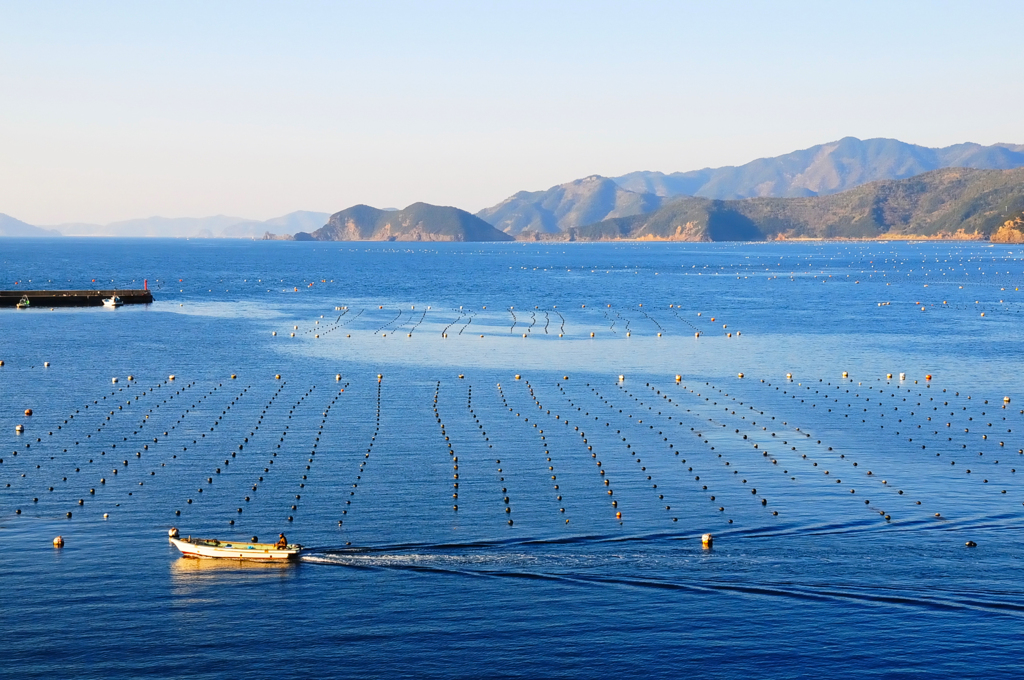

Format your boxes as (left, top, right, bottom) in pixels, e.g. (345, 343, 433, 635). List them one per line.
(48, 211, 332, 238)
(476, 175, 665, 236)
(564, 168, 1024, 242)
(473, 137, 1024, 237)
(290, 203, 512, 242)
(5, 136, 1024, 241)
(0, 213, 61, 237)
(610, 137, 1024, 199)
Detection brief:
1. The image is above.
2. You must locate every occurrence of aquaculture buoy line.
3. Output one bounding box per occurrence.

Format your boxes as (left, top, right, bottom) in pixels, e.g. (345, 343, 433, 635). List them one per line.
(7, 355, 1015, 541)
(462, 380, 523, 524)
(626, 379, 776, 521)
(174, 380, 284, 518)
(502, 378, 572, 523)
(257, 301, 751, 343)
(602, 306, 622, 335)
(337, 376, 383, 533)
(168, 382, 255, 525)
(286, 307, 361, 339)
(584, 383, 687, 523)
(3, 379, 144, 491)
(750, 374, 1024, 508)
(1, 377, 195, 519)
(200, 379, 292, 523)
(431, 380, 460, 511)
(554, 309, 566, 335)
(439, 307, 472, 338)
(103, 379, 233, 517)
(668, 308, 702, 334)
(624, 381, 743, 518)
(549, 375, 685, 523)
(278, 382, 346, 527)
(663, 380, 814, 520)
(94, 379, 212, 514)
(456, 309, 477, 336)
(674, 377, 886, 522)
(635, 305, 665, 335)
(373, 308, 404, 335)
(681, 371, 1024, 525)
(403, 307, 428, 336)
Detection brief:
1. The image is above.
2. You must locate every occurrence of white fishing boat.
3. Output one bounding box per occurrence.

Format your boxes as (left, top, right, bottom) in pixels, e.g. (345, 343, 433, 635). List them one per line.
(102, 295, 123, 307)
(169, 531, 302, 561)
(15, 296, 30, 309)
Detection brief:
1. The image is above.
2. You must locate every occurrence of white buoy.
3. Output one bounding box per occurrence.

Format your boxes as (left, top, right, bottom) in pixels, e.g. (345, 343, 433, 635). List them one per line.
(702, 533, 713, 549)
(112, 377, 118, 384)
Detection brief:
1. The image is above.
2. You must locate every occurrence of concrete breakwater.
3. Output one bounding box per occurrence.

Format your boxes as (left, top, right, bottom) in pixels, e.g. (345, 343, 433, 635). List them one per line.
(0, 289, 154, 307)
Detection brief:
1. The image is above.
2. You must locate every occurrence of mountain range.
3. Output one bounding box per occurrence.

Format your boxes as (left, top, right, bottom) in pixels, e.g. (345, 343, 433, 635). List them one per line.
(611, 137, 1024, 200)
(476, 175, 666, 236)
(0, 213, 61, 237)
(42, 211, 331, 239)
(4, 136, 1024, 241)
(564, 168, 1024, 241)
(475, 137, 1024, 236)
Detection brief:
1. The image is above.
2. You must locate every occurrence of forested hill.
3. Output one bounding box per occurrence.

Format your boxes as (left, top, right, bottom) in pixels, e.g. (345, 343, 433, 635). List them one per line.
(564, 168, 1024, 241)
(293, 203, 513, 242)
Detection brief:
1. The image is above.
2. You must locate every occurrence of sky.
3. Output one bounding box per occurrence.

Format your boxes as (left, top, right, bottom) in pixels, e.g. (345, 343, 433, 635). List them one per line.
(1, 0, 1023, 225)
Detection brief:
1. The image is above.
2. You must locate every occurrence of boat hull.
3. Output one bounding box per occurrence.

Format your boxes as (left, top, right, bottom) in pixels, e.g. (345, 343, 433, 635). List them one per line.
(169, 536, 301, 561)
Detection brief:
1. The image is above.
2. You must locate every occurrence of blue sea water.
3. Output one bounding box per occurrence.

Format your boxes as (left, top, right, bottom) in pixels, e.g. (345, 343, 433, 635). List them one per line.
(2, 238, 1024, 678)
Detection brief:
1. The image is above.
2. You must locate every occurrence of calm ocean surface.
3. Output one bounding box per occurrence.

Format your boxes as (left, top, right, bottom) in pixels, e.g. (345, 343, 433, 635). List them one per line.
(3, 238, 1024, 678)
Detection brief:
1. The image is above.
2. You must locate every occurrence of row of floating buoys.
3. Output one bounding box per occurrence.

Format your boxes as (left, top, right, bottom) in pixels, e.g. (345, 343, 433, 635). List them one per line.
(752, 371, 1024, 523)
(16, 365, 1008, 536)
(26, 377, 202, 520)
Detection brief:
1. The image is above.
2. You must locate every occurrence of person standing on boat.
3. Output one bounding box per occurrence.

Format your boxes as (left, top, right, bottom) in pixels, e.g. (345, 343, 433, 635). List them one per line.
(276, 533, 288, 548)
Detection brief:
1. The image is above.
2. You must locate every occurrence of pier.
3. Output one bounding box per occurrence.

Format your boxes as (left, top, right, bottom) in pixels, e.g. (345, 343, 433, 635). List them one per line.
(0, 289, 154, 307)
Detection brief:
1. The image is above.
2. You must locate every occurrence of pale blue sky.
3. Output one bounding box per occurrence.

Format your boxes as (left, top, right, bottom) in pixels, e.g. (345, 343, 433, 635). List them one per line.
(1, 0, 1022, 224)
